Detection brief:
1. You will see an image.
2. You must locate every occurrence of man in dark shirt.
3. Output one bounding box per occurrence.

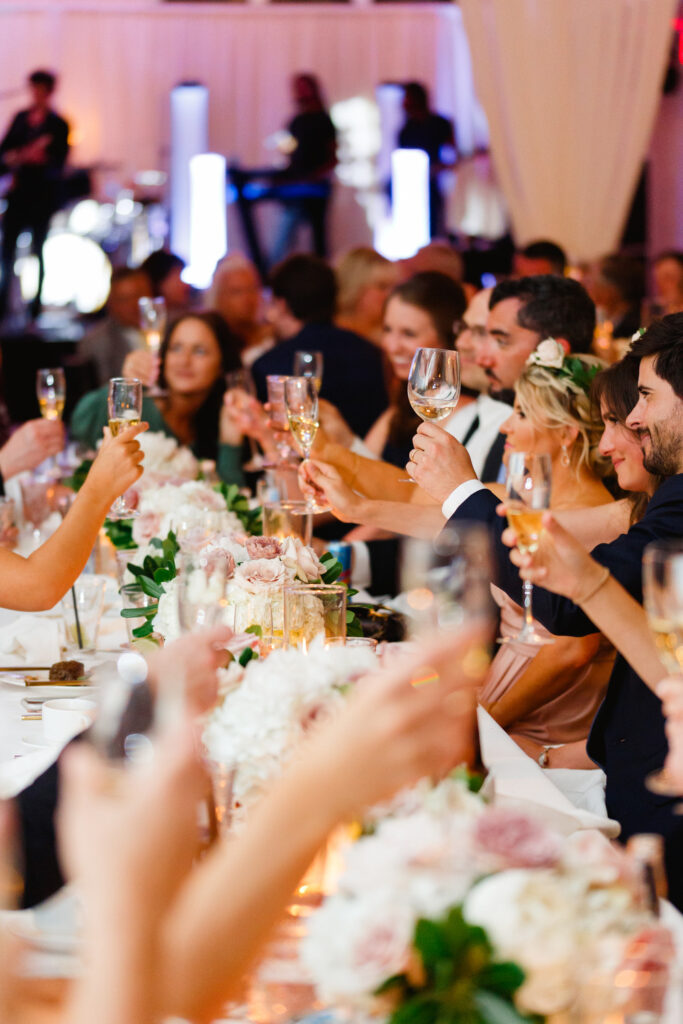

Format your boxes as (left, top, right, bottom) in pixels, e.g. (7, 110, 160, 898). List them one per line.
(270, 73, 337, 265)
(398, 81, 455, 239)
(252, 254, 388, 437)
(0, 70, 70, 321)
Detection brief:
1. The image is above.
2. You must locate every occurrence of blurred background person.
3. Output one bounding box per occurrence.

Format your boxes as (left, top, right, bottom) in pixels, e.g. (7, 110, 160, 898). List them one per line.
(585, 253, 645, 340)
(252, 254, 388, 437)
(512, 239, 567, 278)
(139, 249, 192, 318)
(334, 247, 397, 345)
(0, 69, 70, 322)
(76, 266, 153, 386)
(71, 311, 246, 483)
(207, 253, 274, 366)
(398, 81, 456, 239)
(652, 250, 683, 317)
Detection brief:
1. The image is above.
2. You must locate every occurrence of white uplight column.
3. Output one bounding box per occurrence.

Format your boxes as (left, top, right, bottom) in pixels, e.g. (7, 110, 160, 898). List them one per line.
(170, 83, 209, 263)
(185, 153, 228, 289)
(374, 148, 430, 260)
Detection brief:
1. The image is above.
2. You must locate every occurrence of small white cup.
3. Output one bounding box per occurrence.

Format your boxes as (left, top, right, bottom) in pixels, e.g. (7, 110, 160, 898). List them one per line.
(42, 698, 97, 743)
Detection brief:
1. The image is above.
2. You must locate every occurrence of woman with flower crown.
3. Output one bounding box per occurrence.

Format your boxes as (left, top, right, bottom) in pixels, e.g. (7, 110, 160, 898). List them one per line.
(480, 342, 615, 763)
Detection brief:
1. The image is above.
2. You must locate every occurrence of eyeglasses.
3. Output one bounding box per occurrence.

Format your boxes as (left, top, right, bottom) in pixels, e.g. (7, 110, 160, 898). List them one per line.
(454, 320, 489, 341)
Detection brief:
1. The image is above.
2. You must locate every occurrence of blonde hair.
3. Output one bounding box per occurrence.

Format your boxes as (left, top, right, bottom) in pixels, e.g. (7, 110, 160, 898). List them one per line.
(515, 354, 607, 474)
(335, 247, 396, 316)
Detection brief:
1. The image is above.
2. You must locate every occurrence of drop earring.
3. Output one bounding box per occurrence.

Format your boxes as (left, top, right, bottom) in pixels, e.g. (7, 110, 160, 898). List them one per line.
(561, 444, 570, 467)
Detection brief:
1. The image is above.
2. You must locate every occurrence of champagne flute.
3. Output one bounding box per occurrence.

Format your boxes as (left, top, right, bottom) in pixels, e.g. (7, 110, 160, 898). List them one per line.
(225, 368, 262, 471)
(643, 540, 683, 796)
(284, 376, 329, 514)
(503, 451, 553, 646)
(36, 367, 66, 476)
(293, 350, 323, 393)
(266, 374, 298, 464)
(138, 296, 167, 397)
(400, 523, 494, 637)
(407, 348, 460, 422)
(36, 368, 66, 421)
(107, 377, 143, 520)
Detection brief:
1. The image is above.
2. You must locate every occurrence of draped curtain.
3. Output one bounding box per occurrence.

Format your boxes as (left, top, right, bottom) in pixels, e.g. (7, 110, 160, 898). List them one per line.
(460, 0, 676, 261)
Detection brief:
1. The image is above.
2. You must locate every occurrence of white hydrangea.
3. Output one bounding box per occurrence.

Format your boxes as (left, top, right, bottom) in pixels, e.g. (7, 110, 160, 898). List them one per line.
(137, 431, 199, 479)
(203, 638, 378, 816)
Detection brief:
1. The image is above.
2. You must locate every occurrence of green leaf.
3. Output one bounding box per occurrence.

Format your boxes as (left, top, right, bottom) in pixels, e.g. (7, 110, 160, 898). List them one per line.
(477, 962, 525, 998)
(104, 518, 136, 550)
(238, 646, 257, 667)
(374, 974, 408, 996)
(415, 919, 451, 970)
(346, 614, 363, 638)
(150, 537, 163, 550)
(390, 997, 438, 1024)
(245, 624, 263, 637)
(132, 621, 154, 638)
(322, 562, 343, 584)
(62, 458, 94, 492)
(153, 566, 175, 584)
(138, 576, 163, 599)
(121, 605, 158, 618)
(126, 564, 146, 578)
(473, 991, 532, 1024)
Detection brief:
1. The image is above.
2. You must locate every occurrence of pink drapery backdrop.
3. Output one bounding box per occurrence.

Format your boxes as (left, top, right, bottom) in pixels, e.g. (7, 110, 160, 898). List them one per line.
(0, 2, 488, 254)
(460, 0, 677, 263)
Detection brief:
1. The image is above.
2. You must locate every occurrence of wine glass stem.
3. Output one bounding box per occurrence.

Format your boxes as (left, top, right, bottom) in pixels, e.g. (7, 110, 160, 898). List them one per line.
(523, 579, 535, 631)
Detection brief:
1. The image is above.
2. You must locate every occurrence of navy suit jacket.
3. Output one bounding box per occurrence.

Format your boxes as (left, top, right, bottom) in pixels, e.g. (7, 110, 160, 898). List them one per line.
(449, 474, 683, 907)
(251, 322, 388, 438)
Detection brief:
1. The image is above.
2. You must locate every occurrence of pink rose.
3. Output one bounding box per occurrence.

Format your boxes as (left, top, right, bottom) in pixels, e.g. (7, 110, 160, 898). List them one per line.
(280, 537, 325, 582)
(474, 807, 562, 868)
(234, 558, 287, 594)
(132, 510, 162, 546)
(246, 536, 282, 560)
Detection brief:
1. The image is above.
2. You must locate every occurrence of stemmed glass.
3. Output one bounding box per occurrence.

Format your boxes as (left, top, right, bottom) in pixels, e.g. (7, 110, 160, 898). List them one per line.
(643, 540, 683, 795)
(293, 350, 323, 393)
(177, 552, 230, 633)
(225, 368, 262, 471)
(400, 523, 494, 637)
(503, 451, 553, 645)
(138, 296, 167, 397)
(407, 348, 460, 422)
(266, 374, 299, 464)
(36, 367, 66, 476)
(284, 376, 329, 514)
(107, 377, 143, 520)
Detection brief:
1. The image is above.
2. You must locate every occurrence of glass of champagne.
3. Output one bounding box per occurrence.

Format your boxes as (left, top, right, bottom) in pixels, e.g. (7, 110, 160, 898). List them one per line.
(504, 451, 553, 646)
(284, 376, 329, 514)
(266, 374, 298, 464)
(107, 377, 143, 520)
(36, 367, 66, 476)
(407, 348, 460, 422)
(225, 367, 262, 471)
(36, 368, 66, 421)
(643, 540, 683, 795)
(293, 350, 323, 393)
(138, 296, 167, 397)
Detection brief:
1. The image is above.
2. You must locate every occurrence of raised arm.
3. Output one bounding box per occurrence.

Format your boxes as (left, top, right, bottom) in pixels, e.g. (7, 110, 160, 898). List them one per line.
(160, 628, 486, 1021)
(0, 423, 146, 611)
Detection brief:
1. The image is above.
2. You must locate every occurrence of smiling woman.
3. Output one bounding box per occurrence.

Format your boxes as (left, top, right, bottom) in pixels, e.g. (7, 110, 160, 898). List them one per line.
(70, 311, 246, 484)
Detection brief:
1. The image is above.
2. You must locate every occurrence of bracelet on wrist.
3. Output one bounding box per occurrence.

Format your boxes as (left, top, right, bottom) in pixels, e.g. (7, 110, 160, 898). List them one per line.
(574, 565, 610, 606)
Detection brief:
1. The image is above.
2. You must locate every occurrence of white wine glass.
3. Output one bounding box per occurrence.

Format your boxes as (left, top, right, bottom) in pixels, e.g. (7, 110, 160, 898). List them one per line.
(504, 451, 553, 646)
(284, 376, 329, 514)
(407, 348, 460, 422)
(138, 296, 167, 397)
(107, 377, 143, 520)
(643, 540, 683, 796)
(293, 350, 323, 393)
(225, 368, 262, 471)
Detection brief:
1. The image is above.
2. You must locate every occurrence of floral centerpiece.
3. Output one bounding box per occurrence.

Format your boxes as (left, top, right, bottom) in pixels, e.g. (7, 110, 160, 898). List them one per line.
(203, 636, 379, 822)
(302, 784, 663, 1024)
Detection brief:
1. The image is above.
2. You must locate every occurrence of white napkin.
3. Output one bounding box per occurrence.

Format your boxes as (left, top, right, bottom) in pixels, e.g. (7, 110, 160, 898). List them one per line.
(477, 707, 621, 839)
(0, 616, 61, 667)
(0, 747, 59, 799)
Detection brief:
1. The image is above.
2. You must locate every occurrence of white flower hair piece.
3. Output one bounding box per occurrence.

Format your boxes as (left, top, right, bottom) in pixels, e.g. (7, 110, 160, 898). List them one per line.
(526, 337, 566, 370)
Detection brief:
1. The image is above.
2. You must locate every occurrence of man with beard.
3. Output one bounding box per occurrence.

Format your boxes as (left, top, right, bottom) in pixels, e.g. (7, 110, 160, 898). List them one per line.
(442, 315, 683, 907)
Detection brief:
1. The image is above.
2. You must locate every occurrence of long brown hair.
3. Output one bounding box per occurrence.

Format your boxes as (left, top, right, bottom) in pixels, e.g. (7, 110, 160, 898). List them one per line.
(591, 354, 659, 523)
